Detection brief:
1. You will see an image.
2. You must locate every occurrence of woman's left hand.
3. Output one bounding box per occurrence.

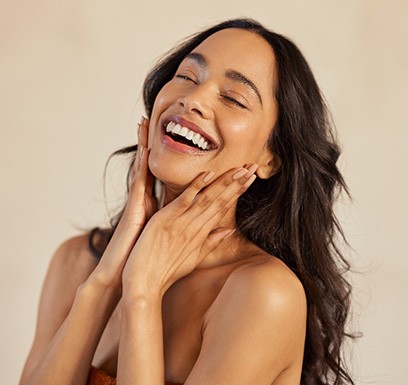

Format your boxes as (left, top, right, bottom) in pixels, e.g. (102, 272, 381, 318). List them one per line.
(121, 164, 258, 300)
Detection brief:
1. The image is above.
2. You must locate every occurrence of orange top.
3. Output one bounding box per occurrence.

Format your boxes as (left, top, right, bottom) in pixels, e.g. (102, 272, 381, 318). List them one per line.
(87, 366, 182, 385)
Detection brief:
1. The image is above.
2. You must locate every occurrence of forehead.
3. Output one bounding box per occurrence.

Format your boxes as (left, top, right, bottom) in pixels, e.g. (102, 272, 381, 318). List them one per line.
(190, 28, 276, 95)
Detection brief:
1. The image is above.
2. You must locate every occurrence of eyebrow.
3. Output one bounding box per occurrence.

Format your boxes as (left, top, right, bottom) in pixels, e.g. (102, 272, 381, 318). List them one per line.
(184, 52, 263, 106)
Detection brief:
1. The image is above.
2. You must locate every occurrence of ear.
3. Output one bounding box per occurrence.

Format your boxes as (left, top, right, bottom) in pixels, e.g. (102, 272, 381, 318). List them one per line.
(256, 151, 282, 179)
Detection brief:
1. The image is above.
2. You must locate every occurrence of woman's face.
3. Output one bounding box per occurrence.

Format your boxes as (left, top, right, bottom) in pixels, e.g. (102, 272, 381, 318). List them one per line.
(148, 28, 279, 189)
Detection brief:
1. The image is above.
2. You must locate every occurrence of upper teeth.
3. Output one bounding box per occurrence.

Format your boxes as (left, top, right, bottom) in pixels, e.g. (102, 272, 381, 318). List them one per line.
(166, 121, 211, 150)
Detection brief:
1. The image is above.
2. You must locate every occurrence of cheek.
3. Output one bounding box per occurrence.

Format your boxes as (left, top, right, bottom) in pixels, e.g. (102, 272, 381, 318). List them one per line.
(148, 85, 173, 146)
(151, 81, 178, 114)
(220, 119, 273, 165)
(222, 118, 265, 148)
(153, 84, 172, 110)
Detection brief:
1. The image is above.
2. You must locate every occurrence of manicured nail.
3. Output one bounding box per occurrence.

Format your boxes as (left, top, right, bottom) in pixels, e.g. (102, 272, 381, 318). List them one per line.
(243, 174, 257, 189)
(203, 171, 215, 182)
(139, 146, 144, 159)
(245, 163, 259, 175)
(233, 168, 247, 180)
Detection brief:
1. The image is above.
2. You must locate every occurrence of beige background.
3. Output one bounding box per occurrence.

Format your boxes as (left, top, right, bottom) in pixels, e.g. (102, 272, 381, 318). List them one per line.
(1, 1, 407, 384)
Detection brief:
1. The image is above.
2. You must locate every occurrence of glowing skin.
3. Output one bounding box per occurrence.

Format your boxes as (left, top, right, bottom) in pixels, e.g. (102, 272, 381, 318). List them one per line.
(147, 28, 280, 200)
(19, 27, 307, 385)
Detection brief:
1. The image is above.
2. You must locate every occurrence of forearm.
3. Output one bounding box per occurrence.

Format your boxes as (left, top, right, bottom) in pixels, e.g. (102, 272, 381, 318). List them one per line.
(117, 295, 164, 385)
(21, 281, 120, 385)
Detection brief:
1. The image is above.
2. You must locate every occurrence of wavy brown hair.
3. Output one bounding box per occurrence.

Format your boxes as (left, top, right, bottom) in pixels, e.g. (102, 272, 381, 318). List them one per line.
(89, 18, 355, 385)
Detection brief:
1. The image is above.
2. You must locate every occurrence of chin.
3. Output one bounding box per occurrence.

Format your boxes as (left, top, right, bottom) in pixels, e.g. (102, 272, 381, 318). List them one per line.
(148, 156, 203, 189)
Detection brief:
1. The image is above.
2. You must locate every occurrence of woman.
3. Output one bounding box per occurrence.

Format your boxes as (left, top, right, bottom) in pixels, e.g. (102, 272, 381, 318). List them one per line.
(20, 18, 354, 385)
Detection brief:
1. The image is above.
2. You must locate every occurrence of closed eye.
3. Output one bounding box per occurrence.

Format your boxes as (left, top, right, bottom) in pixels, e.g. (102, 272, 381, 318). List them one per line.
(175, 74, 197, 84)
(222, 95, 247, 109)
(175, 74, 247, 109)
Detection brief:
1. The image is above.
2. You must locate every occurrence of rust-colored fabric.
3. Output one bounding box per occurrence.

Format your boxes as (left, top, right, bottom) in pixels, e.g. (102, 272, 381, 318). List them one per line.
(87, 366, 182, 385)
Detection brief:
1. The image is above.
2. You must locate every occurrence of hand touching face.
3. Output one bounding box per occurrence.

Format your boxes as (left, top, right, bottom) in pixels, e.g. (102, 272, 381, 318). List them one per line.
(122, 163, 259, 298)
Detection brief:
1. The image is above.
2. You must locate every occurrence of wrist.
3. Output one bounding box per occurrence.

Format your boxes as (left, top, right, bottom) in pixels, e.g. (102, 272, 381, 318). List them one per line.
(121, 295, 163, 324)
(122, 282, 163, 308)
(87, 263, 124, 290)
(79, 275, 122, 303)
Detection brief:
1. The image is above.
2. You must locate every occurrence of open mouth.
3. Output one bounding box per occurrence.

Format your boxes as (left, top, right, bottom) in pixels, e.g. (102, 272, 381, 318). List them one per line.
(163, 121, 215, 151)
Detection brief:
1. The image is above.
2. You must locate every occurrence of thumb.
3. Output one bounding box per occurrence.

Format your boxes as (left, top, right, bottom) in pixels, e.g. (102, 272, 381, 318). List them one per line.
(201, 228, 236, 256)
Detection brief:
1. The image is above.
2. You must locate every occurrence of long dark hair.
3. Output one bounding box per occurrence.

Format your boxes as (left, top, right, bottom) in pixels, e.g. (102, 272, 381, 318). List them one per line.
(89, 18, 355, 385)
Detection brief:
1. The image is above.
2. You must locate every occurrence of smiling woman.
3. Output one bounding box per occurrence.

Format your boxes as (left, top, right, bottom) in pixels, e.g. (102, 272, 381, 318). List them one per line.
(19, 18, 355, 385)
(148, 28, 278, 189)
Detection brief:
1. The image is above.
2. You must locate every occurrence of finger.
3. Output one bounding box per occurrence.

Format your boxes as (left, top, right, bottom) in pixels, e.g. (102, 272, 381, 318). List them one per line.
(186, 164, 258, 225)
(165, 170, 217, 214)
(127, 139, 149, 206)
(130, 116, 150, 180)
(166, 165, 256, 250)
(180, 228, 235, 270)
(201, 228, 235, 255)
(145, 150, 154, 194)
(145, 150, 158, 216)
(138, 116, 149, 148)
(129, 118, 144, 183)
(191, 177, 256, 243)
(128, 118, 152, 207)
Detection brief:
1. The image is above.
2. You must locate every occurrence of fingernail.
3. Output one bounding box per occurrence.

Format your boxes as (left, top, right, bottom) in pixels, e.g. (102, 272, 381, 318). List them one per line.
(246, 163, 259, 175)
(232, 168, 247, 180)
(139, 146, 144, 159)
(203, 171, 215, 182)
(243, 174, 256, 189)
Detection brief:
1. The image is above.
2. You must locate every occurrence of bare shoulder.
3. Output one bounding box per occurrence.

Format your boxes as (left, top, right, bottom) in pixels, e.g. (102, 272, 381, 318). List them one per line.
(38, 233, 102, 321)
(194, 253, 307, 383)
(36, 233, 99, 334)
(37, 234, 98, 328)
(204, 251, 307, 355)
(47, 233, 99, 290)
(21, 233, 99, 380)
(229, 253, 307, 312)
(205, 251, 307, 327)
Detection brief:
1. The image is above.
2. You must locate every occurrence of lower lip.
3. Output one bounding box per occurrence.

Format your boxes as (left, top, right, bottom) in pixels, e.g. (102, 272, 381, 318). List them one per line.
(160, 127, 211, 155)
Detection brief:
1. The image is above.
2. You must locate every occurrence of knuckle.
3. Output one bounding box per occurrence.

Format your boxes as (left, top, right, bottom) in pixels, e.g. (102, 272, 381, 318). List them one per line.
(192, 178, 206, 192)
(197, 191, 208, 204)
(177, 194, 191, 209)
(222, 177, 231, 187)
(197, 191, 211, 207)
(216, 196, 229, 210)
(162, 222, 171, 233)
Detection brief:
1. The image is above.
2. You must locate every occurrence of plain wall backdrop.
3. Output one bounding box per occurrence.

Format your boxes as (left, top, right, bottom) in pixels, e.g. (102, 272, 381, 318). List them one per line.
(1, 1, 407, 384)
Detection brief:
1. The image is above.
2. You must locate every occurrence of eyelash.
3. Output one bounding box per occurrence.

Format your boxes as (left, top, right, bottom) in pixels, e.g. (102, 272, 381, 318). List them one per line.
(175, 74, 196, 83)
(221, 95, 246, 109)
(175, 74, 247, 109)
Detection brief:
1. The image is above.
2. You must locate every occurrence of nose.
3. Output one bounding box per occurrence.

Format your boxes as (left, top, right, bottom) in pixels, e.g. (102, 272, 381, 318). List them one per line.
(177, 83, 214, 120)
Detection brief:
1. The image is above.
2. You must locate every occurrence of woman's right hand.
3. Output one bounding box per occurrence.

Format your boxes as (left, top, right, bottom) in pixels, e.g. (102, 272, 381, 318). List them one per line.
(19, 121, 154, 385)
(88, 117, 157, 290)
